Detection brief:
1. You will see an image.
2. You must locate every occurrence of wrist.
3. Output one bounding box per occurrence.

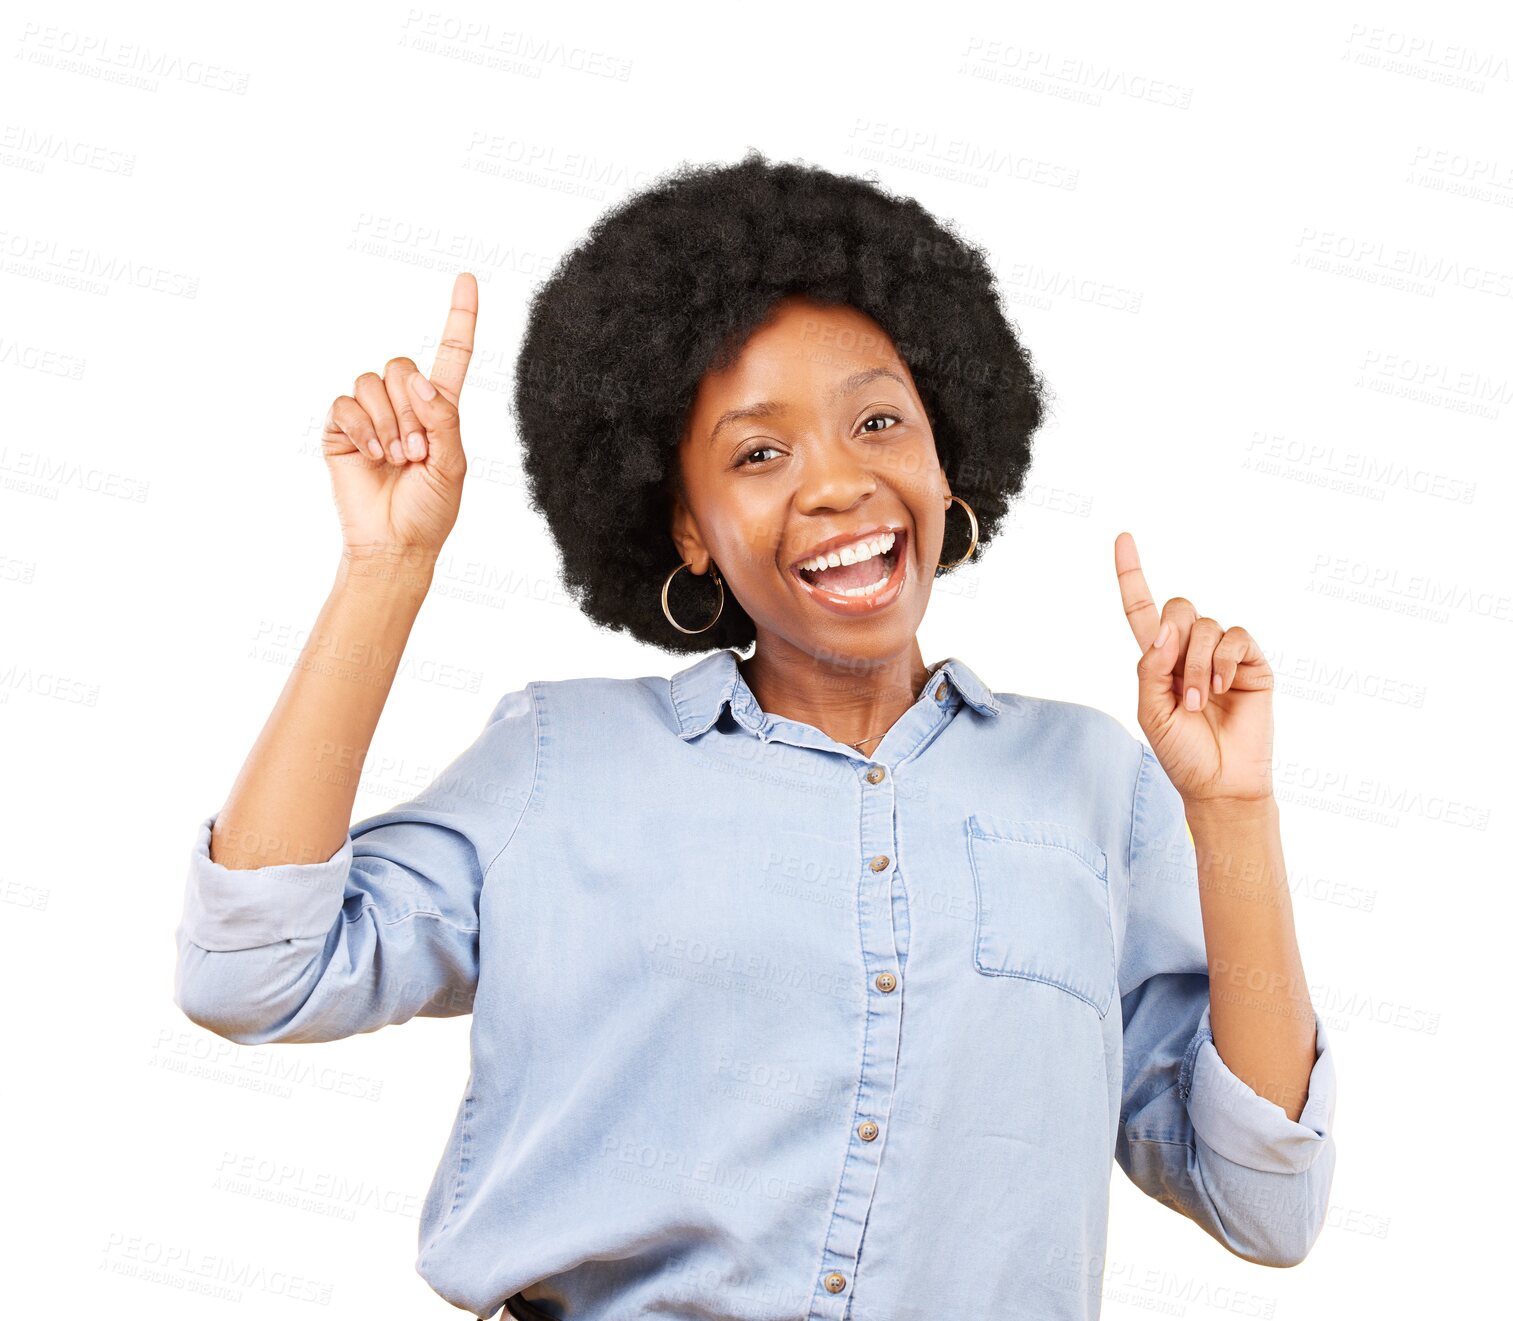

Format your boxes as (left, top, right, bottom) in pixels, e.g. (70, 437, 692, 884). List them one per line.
(1183, 793, 1279, 831)
(336, 544, 438, 598)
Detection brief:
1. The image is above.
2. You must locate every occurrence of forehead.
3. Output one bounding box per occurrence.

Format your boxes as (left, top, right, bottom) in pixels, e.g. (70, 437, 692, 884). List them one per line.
(690, 297, 909, 409)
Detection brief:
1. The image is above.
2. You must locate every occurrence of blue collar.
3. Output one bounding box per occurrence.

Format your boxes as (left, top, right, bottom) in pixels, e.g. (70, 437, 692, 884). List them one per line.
(669, 648, 1001, 741)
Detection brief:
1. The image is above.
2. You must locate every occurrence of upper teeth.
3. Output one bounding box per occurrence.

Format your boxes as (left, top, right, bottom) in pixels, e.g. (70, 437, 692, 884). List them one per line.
(796, 531, 896, 575)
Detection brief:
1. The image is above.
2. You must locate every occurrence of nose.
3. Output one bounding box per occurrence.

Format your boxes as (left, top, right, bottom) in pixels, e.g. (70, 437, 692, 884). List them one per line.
(793, 437, 877, 516)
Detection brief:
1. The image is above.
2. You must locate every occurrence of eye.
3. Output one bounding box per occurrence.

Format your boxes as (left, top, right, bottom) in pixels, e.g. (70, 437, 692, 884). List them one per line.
(738, 445, 782, 467)
(860, 412, 900, 434)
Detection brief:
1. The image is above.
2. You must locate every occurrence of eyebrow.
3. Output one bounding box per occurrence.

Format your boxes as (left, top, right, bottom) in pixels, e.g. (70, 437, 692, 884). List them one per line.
(707, 366, 910, 446)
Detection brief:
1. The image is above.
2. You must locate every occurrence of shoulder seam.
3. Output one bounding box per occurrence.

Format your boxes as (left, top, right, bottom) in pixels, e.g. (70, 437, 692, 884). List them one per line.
(479, 681, 542, 885)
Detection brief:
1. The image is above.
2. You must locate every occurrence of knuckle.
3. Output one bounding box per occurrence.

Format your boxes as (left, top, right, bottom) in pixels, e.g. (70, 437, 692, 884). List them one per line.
(335, 416, 373, 443)
(354, 371, 381, 392)
(384, 356, 417, 378)
(347, 404, 378, 437)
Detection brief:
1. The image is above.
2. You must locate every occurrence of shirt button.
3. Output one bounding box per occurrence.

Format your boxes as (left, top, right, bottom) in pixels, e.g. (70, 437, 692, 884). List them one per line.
(865, 766, 885, 784)
(857, 1120, 879, 1141)
(935, 681, 948, 701)
(869, 854, 890, 872)
(824, 1272, 848, 1294)
(874, 971, 897, 993)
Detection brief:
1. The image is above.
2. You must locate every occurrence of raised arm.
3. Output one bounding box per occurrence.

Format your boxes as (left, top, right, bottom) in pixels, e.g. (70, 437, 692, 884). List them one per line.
(173, 275, 538, 1047)
(210, 272, 479, 873)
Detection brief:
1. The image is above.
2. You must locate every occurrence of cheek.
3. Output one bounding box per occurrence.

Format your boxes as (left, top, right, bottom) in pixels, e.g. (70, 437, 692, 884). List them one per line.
(708, 503, 786, 584)
(902, 469, 945, 526)
(893, 437, 943, 494)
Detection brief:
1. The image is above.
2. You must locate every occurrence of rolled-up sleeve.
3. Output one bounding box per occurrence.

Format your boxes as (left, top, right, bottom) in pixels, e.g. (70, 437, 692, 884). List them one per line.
(1115, 742, 1337, 1268)
(173, 686, 538, 1046)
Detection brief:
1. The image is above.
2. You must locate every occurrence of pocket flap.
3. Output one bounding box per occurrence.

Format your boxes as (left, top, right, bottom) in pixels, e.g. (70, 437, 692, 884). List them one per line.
(966, 815, 1108, 880)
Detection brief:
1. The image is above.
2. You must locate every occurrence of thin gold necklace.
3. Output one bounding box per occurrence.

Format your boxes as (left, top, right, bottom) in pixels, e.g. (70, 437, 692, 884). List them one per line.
(740, 662, 932, 754)
(846, 663, 945, 752)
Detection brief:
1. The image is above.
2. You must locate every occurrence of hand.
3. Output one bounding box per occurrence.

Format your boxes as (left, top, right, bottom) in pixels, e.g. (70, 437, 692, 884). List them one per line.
(322, 272, 478, 563)
(1114, 531, 1275, 805)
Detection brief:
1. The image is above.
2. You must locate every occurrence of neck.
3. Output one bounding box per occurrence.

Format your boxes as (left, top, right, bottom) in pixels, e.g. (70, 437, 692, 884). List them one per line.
(738, 632, 932, 752)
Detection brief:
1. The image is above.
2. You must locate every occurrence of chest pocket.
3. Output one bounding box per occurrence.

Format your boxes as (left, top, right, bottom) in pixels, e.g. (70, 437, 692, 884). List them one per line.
(966, 815, 1115, 1018)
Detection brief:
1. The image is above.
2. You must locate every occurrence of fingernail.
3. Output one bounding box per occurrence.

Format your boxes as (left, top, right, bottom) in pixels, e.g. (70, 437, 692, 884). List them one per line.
(410, 372, 437, 401)
(1155, 622, 1171, 647)
(406, 431, 426, 460)
(1211, 672, 1222, 692)
(367, 439, 384, 460)
(389, 440, 404, 463)
(1185, 686, 1200, 711)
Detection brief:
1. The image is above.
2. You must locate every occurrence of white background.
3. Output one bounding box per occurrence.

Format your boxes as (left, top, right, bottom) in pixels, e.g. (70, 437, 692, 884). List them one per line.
(3, 0, 1507, 1315)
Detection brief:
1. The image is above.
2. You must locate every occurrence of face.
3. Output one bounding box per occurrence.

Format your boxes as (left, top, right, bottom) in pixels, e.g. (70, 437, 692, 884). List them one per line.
(671, 295, 950, 663)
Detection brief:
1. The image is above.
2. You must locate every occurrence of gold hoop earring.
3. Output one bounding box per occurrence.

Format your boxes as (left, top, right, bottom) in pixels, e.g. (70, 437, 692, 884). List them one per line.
(661, 561, 725, 634)
(936, 495, 979, 571)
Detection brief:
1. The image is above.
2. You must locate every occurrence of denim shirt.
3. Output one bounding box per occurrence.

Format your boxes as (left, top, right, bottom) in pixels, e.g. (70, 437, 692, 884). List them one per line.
(174, 648, 1337, 1321)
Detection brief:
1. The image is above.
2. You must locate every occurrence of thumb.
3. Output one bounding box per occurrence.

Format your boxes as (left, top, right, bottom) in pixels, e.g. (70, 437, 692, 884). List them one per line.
(406, 370, 465, 475)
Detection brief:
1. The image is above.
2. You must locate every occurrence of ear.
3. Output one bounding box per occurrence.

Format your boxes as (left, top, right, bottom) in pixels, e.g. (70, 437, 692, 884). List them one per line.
(668, 490, 712, 575)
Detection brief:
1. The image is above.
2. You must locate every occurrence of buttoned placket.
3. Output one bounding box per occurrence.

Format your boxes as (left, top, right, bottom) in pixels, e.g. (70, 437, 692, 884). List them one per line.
(724, 671, 963, 1318)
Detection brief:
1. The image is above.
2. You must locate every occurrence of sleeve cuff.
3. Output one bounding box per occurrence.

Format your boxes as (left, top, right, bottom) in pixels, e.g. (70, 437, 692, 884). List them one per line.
(1178, 1001, 1335, 1175)
(179, 812, 353, 952)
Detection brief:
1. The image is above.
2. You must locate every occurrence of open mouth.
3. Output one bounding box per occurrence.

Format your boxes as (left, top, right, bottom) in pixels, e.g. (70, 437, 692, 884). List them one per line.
(789, 527, 909, 614)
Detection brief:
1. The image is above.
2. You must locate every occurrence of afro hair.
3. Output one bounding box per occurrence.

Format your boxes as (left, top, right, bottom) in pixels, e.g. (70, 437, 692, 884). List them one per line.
(511, 148, 1051, 655)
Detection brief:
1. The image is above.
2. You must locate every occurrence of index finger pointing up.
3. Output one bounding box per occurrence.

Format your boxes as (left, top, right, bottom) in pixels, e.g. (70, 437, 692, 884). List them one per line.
(428, 272, 478, 404)
(1115, 530, 1162, 652)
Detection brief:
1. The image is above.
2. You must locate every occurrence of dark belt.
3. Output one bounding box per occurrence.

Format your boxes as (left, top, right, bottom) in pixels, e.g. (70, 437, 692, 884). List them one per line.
(503, 1291, 557, 1321)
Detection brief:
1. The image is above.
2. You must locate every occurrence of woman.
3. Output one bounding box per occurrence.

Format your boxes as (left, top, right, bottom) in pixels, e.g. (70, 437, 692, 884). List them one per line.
(174, 152, 1336, 1321)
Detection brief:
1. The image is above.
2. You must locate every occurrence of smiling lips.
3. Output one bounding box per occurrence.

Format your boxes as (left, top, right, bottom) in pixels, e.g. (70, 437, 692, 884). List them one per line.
(788, 526, 909, 616)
